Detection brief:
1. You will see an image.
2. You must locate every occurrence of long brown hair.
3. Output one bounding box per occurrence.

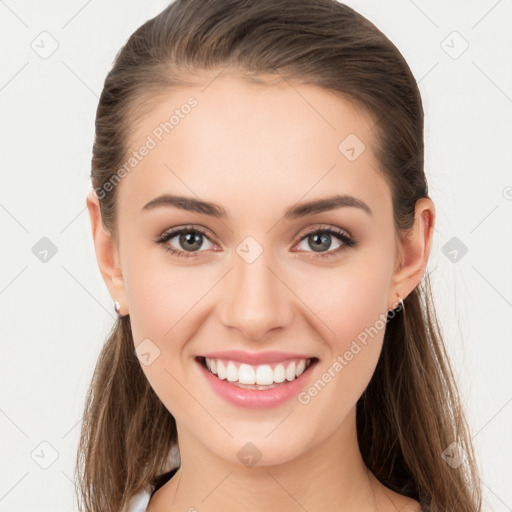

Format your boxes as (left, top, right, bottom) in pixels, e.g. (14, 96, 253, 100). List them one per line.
(76, 1, 482, 510)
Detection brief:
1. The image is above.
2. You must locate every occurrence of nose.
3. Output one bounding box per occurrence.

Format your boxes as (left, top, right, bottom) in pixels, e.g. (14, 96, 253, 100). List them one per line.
(217, 246, 294, 341)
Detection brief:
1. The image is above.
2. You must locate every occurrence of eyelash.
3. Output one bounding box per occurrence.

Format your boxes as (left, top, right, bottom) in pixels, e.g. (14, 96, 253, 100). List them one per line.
(154, 224, 357, 260)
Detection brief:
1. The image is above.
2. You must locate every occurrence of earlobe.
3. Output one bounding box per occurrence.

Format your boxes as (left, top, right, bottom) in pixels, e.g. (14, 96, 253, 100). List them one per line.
(86, 190, 127, 311)
(389, 197, 435, 306)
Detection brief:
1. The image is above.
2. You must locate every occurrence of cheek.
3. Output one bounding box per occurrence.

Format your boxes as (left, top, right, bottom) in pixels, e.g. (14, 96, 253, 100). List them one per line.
(305, 257, 390, 345)
(122, 252, 216, 402)
(294, 260, 391, 411)
(122, 244, 211, 345)
(123, 258, 207, 417)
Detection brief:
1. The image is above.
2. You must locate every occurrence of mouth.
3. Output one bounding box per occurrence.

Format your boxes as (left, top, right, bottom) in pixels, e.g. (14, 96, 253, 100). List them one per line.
(195, 355, 319, 390)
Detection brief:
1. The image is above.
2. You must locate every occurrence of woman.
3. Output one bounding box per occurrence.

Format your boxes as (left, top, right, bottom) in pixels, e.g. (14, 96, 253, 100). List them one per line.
(77, 1, 482, 511)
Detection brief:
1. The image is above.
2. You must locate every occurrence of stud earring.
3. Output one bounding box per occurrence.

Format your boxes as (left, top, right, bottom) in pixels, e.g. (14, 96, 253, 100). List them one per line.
(114, 300, 126, 318)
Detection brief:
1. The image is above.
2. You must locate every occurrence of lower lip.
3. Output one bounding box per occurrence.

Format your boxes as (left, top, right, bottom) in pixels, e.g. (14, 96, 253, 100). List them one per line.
(196, 358, 318, 409)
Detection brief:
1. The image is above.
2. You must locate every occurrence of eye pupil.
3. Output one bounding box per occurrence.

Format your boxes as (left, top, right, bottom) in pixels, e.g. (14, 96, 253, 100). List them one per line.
(309, 233, 331, 252)
(180, 232, 203, 251)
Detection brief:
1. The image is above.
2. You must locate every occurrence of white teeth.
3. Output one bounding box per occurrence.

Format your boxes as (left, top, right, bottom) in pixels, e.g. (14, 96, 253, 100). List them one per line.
(273, 363, 286, 383)
(295, 359, 306, 377)
(238, 363, 256, 384)
(285, 361, 296, 381)
(255, 365, 274, 385)
(216, 360, 227, 380)
(203, 357, 312, 385)
(226, 361, 238, 382)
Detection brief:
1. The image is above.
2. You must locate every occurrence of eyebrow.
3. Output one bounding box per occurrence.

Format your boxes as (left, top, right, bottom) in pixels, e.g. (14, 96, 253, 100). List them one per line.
(141, 193, 372, 219)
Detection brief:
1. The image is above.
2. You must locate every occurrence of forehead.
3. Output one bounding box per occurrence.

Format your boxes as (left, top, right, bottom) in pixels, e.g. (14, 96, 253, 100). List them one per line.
(118, 73, 390, 219)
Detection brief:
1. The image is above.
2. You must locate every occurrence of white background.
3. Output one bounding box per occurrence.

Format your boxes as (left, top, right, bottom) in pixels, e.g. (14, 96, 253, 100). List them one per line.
(1, 0, 511, 510)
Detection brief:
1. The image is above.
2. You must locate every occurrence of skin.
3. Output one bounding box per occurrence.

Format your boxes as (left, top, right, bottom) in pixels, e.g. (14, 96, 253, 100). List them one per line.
(87, 71, 434, 512)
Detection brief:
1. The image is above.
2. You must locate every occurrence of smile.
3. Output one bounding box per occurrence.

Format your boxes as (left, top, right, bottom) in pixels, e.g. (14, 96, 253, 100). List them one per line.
(200, 357, 316, 388)
(196, 355, 319, 408)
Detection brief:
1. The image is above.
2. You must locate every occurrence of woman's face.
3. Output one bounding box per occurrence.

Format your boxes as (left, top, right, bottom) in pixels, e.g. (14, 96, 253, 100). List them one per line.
(93, 73, 425, 467)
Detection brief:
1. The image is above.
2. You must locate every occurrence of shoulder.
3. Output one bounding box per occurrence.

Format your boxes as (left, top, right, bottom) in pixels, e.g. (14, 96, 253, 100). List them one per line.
(126, 486, 153, 512)
(126, 467, 179, 512)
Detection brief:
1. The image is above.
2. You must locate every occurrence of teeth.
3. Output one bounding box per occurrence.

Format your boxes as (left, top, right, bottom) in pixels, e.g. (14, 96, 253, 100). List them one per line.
(239, 364, 255, 384)
(216, 360, 227, 380)
(285, 361, 296, 381)
(256, 364, 274, 385)
(226, 361, 238, 382)
(203, 357, 312, 385)
(273, 363, 286, 383)
(296, 359, 306, 376)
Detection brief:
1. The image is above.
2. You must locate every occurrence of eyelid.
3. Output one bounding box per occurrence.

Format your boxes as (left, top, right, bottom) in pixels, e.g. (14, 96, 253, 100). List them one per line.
(157, 224, 217, 243)
(295, 223, 353, 241)
(155, 223, 356, 258)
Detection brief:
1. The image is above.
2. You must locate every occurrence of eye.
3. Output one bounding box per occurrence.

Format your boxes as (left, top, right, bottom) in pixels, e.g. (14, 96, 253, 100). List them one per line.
(155, 224, 357, 260)
(293, 225, 357, 259)
(155, 225, 217, 258)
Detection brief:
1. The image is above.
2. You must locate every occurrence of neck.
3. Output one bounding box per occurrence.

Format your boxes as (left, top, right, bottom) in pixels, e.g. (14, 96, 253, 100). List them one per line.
(149, 407, 383, 512)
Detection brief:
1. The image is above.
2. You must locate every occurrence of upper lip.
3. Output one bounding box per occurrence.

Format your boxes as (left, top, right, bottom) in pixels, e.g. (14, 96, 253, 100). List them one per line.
(199, 350, 317, 365)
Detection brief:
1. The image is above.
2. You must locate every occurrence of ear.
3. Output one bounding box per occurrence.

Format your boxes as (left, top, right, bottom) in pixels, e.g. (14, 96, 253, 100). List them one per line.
(86, 189, 128, 315)
(388, 197, 436, 307)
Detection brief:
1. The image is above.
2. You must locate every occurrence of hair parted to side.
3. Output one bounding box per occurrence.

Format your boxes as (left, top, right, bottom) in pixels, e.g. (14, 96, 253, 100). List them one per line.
(77, 1, 482, 511)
